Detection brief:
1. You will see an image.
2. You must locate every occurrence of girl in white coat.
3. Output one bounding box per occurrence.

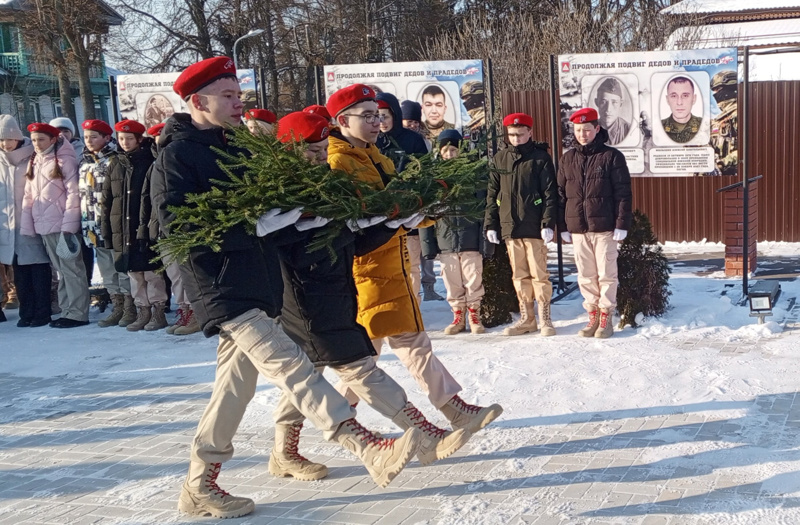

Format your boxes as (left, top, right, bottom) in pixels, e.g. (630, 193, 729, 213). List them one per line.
(21, 123, 89, 328)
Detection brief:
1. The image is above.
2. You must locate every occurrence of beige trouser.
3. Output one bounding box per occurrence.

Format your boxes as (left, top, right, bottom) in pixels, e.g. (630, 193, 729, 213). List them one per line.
(572, 231, 619, 311)
(128, 271, 168, 307)
(440, 251, 484, 309)
(191, 308, 355, 465)
(406, 234, 423, 298)
(42, 233, 90, 321)
(95, 246, 130, 295)
(273, 357, 408, 425)
(163, 258, 187, 307)
(505, 238, 552, 305)
(338, 331, 462, 409)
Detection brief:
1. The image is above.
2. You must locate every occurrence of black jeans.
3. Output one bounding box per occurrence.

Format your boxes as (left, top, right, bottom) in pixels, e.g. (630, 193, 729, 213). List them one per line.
(12, 259, 52, 323)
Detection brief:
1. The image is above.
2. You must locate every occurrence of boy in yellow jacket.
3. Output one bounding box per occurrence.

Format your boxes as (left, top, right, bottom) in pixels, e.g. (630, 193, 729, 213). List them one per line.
(326, 84, 503, 433)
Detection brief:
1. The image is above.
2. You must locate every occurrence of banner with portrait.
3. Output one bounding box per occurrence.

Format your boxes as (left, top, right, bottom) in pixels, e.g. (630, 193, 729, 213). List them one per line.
(558, 48, 738, 177)
(322, 60, 486, 144)
(114, 70, 258, 128)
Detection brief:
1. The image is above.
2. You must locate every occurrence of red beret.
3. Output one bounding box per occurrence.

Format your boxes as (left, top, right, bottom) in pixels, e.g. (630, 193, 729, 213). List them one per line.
(147, 123, 165, 137)
(82, 119, 113, 136)
(303, 105, 331, 120)
(173, 56, 237, 99)
(27, 122, 61, 138)
(114, 119, 146, 134)
(244, 109, 277, 124)
(327, 84, 376, 117)
(503, 113, 533, 128)
(277, 112, 330, 144)
(569, 108, 599, 124)
(377, 99, 391, 110)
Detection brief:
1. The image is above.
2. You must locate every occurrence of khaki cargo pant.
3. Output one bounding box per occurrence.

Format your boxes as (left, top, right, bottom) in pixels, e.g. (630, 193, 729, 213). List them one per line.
(42, 233, 90, 322)
(164, 260, 188, 307)
(439, 251, 484, 309)
(338, 331, 462, 410)
(505, 238, 552, 305)
(95, 246, 130, 295)
(572, 231, 619, 311)
(191, 308, 355, 465)
(406, 234, 436, 298)
(273, 356, 408, 425)
(128, 271, 168, 307)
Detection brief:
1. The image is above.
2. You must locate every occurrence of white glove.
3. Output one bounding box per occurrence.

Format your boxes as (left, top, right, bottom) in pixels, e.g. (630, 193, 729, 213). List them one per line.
(256, 207, 303, 236)
(541, 228, 554, 243)
(486, 230, 500, 244)
(347, 216, 387, 232)
(295, 216, 331, 232)
(561, 231, 572, 243)
(386, 212, 425, 230)
(613, 229, 627, 241)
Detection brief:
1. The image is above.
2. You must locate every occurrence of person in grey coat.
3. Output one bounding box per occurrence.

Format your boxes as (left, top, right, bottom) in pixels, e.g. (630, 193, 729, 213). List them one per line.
(0, 115, 52, 326)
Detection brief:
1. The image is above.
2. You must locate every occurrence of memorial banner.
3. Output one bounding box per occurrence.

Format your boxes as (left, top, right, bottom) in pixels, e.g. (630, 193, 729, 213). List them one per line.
(115, 70, 258, 128)
(323, 60, 485, 142)
(558, 48, 738, 177)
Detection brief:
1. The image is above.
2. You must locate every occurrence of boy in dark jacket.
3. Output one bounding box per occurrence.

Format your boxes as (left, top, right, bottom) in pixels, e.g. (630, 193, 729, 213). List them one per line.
(103, 119, 167, 332)
(150, 58, 421, 519)
(424, 130, 485, 334)
(268, 111, 471, 482)
(485, 113, 559, 336)
(557, 108, 632, 338)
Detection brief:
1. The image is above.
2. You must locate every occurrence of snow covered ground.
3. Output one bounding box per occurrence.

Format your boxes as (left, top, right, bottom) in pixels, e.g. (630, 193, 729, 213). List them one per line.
(2, 242, 800, 524)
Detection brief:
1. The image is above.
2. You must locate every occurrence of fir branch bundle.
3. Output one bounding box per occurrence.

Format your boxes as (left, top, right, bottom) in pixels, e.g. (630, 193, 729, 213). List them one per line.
(156, 126, 489, 263)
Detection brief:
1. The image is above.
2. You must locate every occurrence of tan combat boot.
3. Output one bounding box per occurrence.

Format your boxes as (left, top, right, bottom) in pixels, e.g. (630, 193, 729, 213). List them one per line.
(144, 302, 168, 331)
(392, 402, 472, 465)
(118, 295, 138, 327)
(166, 306, 186, 334)
(443, 308, 466, 335)
(269, 422, 329, 481)
(440, 395, 504, 433)
(538, 301, 556, 337)
(503, 302, 537, 336)
(126, 306, 152, 332)
(332, 418, 422, 488)
(467, 303, 485, 334)
(578, 307, 600, 337)
(174, 308, 201, 335)
(178, 462, 254, 519)
(97, 293, 125, 327)
(594, 308, 615, 338)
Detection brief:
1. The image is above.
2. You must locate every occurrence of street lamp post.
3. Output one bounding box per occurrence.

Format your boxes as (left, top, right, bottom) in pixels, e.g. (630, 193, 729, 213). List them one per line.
(233, 29, 266, 70)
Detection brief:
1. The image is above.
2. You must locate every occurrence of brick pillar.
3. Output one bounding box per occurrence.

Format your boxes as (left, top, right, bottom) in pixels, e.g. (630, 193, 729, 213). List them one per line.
(723, 181, 757, 277)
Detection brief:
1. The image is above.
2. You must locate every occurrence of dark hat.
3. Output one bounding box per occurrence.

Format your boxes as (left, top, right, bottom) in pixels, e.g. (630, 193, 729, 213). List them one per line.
(82, 119, 113, 136)
(244, 108, 277, 124)
(114, 119, 146, 134)
(437, 129, 462, 149)
(597, 77, 623, 98)
(27, 122, 61, 138)
(147, 123, 165, 137)
(569, 108, 599, 124)
(303, 105, 331, 120)
(400, 100, 422, 121)
(277, 112, 330, 144)
(326, 84, 376, 117)
(173, 56, 237, 99)
(503, 113, 533, 128)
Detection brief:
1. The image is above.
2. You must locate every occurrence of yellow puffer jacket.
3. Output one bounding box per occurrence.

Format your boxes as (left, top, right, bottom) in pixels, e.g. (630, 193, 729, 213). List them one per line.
(328, 131, 424, 339)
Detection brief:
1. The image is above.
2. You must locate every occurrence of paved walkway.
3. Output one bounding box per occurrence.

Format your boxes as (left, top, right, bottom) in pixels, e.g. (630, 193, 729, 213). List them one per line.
(2, 366, 800, 525)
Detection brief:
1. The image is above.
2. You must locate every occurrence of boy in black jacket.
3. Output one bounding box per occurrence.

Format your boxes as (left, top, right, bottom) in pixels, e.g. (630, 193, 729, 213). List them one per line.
(485, 113, 559, 336)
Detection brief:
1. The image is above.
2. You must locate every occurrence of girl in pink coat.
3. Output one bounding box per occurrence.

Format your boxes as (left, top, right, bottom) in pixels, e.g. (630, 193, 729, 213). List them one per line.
(21, 123, 90, 328)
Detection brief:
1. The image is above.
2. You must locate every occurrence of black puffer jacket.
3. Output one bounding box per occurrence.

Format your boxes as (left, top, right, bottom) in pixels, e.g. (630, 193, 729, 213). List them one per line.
(102, 139, 158, 273)
(557, 128, 632, 233)
(150, 113, 284, 337)
(485, 140, 558, 240)
(277, 227, 379, 367)
(137, 141, 161, 244)
(375, 92, 428, 173)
